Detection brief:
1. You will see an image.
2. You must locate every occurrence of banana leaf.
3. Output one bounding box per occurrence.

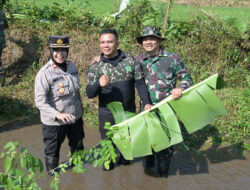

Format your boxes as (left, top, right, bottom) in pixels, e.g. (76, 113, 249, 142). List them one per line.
(158, 103, 183, 145)
(144, 112, 171, 152)
(107, 74, 227, 160)
(128, 114, 152, 157)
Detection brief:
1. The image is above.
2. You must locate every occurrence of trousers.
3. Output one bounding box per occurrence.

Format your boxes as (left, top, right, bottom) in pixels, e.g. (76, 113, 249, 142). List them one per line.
(42, 117, 85, 157)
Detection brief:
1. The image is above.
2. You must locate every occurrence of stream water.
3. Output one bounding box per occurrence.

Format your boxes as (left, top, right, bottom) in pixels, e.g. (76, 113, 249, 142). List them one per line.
(0, 118, 249, 190)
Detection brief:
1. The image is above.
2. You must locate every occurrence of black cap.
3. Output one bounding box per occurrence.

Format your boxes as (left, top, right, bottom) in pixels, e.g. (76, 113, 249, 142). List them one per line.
(49, 36, 69, 48)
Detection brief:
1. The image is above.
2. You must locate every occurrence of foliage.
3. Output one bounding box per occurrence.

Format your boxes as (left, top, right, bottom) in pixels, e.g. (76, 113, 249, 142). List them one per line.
(116, 0, 162, 45)
(0, 141, 43, 190)
(0, 136, 117, 189)
(0, 1, 248, 189)
(0, 0, 248, 153)
(47, 135, 117, 189)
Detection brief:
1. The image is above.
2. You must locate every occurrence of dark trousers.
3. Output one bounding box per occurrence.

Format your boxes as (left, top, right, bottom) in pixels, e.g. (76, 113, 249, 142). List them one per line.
(98, 107, 115, 139)
(42, 118, 85, 157)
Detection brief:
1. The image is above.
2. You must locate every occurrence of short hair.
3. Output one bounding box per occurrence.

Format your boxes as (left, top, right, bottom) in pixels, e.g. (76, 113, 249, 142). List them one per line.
(99, 28, 118, 40)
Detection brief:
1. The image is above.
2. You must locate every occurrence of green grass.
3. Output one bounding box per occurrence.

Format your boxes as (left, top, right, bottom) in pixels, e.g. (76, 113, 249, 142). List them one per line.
(10, 0, 250, 32)
(152, 2, 250, 33)
(11, 0, 122, 15)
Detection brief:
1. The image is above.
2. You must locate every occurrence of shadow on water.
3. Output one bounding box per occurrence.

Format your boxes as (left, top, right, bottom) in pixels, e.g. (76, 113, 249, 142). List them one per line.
(6, 36, 40, 85)
(0, 96, 39, 132)
(0, 116, 40, 133)
(168, 124, 246, 176)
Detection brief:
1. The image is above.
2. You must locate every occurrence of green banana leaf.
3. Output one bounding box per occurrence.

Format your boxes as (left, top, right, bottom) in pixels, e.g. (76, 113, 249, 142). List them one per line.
(158, 103, 183, 145)
(128, 115, 152, 157)
(107, 74, 227, 160)
(144, 112, 171, 152)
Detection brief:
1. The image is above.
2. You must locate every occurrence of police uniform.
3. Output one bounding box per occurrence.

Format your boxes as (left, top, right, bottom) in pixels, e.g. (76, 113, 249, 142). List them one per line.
(137, 26, 192, 177)
(35, 36, 84, 174)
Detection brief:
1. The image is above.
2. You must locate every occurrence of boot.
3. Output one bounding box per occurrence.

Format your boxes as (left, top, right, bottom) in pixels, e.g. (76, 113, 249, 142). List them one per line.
(156, 147, 174, 177)
(45, 156, 59, 176)
(144, 154, 155, 176)
(118, 153, 130, 165)
(145, 155, 155, 167)
(156, 155, 171, 177)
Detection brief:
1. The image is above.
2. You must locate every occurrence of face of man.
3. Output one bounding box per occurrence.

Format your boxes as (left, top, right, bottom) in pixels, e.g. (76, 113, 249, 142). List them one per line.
(142, 36, 162, 56)
(53, 48, 68, 64)
(100, 33, 119, 59)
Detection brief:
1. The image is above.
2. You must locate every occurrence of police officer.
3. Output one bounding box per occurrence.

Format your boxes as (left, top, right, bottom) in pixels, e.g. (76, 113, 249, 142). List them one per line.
(86, 28, 151, 170)
(136, 26, 193, 177)
(35, 36, 84, 175)
(0, 8, 8, 87)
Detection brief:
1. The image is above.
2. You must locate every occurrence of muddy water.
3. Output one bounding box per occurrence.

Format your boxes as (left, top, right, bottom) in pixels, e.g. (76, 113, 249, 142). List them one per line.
(0, 119, 249, 190)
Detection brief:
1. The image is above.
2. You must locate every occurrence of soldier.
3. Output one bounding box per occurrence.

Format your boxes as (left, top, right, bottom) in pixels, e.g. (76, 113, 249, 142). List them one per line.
(0, 8, 8, 86)
(86, 28, 151, 170)
(35, 36, 84, 175)
(136, 26, 193, 177)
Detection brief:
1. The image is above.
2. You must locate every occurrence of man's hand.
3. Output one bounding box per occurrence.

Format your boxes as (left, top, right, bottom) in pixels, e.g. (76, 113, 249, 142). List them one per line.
(144, 104, 152, 111)
(171, 88, 183, 100)
(91, 56, 100, 64)
(56, 113, 75, 123)
(99, 75, 110, 87)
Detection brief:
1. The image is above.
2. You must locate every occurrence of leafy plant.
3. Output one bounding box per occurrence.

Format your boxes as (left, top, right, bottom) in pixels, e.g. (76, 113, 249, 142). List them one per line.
(0, 142, 43, 190)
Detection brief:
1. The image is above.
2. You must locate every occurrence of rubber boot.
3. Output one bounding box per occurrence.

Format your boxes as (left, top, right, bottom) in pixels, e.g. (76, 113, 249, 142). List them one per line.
(145, 155, 155, 167)
(45, 156, 59, 176)
(118, 153, 130, 165)
(156, 155, 171, 177)
(144, 154, 155, 176)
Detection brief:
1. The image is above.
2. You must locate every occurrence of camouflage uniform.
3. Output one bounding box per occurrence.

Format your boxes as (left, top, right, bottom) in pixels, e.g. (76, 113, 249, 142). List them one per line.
(137, 48, 192, 104)
(137, 26, 192, 177)
(86, 50, 150, 139)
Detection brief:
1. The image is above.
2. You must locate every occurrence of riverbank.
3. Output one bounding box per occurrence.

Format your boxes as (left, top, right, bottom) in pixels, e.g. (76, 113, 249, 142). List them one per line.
(0, 0, 249, 152)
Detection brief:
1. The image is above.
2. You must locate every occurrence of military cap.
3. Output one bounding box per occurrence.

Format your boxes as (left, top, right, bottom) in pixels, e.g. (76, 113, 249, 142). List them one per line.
(136, 26, 165, 44)
(49, 36, 69, 48)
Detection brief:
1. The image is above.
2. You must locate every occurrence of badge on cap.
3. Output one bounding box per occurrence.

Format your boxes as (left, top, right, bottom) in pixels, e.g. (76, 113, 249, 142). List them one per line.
(57, 38, 63, 44)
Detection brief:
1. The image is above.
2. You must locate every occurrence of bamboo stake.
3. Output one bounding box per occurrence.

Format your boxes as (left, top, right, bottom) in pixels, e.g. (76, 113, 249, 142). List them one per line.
(162, 0, 172, 37)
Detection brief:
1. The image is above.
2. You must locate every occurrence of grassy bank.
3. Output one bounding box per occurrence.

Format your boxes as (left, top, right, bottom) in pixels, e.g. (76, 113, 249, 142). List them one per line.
(0, 0, 249, 151)
(8, 0, 250, 32)
(9, 0, 122, 15)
